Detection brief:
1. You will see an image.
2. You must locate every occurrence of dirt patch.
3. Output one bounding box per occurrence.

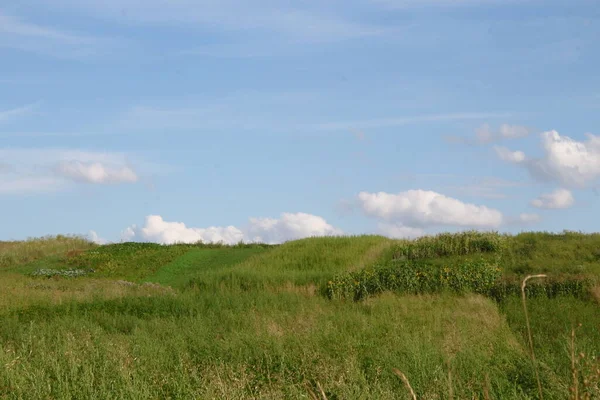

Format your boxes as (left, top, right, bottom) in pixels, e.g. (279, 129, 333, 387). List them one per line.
(349, 240, 393, 272)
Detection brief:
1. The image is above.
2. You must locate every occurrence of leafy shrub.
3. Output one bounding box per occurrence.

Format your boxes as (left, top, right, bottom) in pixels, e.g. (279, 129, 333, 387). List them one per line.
(326, 258, 596, 302)
(488, 274, 596, 302)
(392, 231, 507, 260)
(326, 258, 502, 301)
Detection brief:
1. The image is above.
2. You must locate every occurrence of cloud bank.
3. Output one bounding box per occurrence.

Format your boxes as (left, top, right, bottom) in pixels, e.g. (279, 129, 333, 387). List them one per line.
(121, 213, 343, 245)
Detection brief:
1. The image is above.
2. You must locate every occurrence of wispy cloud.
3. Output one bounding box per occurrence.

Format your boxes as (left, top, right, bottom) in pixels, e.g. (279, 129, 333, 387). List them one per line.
(444, 176, 532, 199)
(0, 103, 38, 124)
(445, 123, 534, 145)
(0, 175, 67, 195)
(315, 112, 513, 131)
(20, 1, 385, 43)
(113, 91, 320, 133)
(0, 148, 143, 194)
(0, 13, 89, 43)
(372, 0, 524, 9)
(0, 12, 123, 58)
(0, 131, 95, 138)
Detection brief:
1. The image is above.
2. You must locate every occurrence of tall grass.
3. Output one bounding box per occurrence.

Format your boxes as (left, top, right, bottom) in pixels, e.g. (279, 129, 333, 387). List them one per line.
(0, 292, 534, 399)
(0, 235, 95, 270)
(1, 232, 600, 398)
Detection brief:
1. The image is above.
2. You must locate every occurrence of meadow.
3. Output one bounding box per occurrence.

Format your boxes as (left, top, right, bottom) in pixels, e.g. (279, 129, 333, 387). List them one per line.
(0, 232, 599, 399)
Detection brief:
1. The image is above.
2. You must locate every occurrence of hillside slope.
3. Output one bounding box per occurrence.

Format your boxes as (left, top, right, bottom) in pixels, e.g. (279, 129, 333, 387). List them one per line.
(0, 232, 599, 399)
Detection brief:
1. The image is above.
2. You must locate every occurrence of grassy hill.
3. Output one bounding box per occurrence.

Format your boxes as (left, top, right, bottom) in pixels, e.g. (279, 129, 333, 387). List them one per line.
(0, 232, 599, 399)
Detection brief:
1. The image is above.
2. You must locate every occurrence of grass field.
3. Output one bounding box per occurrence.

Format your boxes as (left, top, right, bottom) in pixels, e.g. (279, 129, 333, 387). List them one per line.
(1, 232, 599, 399)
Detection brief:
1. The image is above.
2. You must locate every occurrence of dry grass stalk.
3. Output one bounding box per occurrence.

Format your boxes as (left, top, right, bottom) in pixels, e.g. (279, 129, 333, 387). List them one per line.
(448, 367, 454, 400)
(316, 382, 328, 400)
(305, 382, 319, 400)
(521, 274, 547, 400)
(305, 381, 328, 400)
(393, 368, 417, 400)
(483, 373, 491, 400)
(570, 324, 580, 400)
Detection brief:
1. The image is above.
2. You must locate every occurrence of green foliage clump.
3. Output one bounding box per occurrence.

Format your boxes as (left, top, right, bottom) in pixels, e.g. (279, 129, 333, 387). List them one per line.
(326, 258, 501, 301)
(392, 230, 507, 260)
(488, 274, 596, 302)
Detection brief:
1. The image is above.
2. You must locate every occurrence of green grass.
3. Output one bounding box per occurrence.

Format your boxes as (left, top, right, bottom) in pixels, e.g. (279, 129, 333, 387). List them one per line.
(0, 235, 95, 271)
(499, 296, 600, 399)
(0, 291, 533, 399)
(189, 235, 392, 291)
(1, 231, 600, 399)
(142, 247, 268, 288)
(10, 241, 274, 282)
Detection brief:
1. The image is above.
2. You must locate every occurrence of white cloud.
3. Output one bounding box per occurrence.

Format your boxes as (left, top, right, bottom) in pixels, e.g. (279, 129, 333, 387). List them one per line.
(530, 188, 574, 209)
(55, 161, 138, 184)
(131, 215, 245, 245)
(357, 189, 504, 228)
(120, 226, 136, 242)
(246, 213, 343, 244)
(495, 131, 600, 188)
(518, 213, 541, 223)
(527, 131, 600, 188)
(0, 148, 140, 194)
(494, 146, 526, 163)
(88, 230, 107, 244)
(122, 213, 343, 245)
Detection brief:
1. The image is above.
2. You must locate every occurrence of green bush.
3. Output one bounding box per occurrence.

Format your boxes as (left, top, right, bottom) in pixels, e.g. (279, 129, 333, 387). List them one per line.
(326, 258, 596, 302)
(488, 274, 595, 302)
(326, 258, 502, 301)
(392, 231, 507, 260)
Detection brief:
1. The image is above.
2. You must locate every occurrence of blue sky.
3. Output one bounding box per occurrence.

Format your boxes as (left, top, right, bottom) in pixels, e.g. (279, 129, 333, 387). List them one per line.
(1, 0, 599, 243)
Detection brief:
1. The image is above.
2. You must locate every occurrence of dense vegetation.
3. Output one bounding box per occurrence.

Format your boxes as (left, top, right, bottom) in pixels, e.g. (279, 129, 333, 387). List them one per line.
(0, 231, 599, 399)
